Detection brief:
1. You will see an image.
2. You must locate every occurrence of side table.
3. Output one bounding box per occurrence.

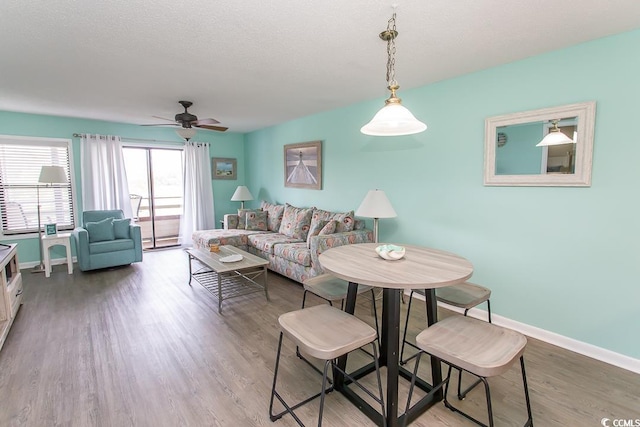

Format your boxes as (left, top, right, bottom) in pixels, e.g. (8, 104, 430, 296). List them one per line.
(42, 233, 73, 278)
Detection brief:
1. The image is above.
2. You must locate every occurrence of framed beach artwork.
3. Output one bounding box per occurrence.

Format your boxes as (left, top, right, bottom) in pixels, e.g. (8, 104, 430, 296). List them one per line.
(284, 141, 322, 190)
(212, 157, 237, 180)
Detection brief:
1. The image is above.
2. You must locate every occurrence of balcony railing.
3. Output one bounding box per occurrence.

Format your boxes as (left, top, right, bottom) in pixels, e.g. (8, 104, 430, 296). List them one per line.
(134, 196, 182, 248)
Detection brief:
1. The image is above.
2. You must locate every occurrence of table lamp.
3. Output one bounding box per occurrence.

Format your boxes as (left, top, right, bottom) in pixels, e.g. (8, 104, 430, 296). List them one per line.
(231, 185, 254, 210)
(34, 166, 67, 273)
(355, 189, 397, 243)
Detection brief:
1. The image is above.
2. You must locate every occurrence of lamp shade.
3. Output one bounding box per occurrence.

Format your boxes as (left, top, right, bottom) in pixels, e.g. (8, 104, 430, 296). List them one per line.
(176, 127, 197, 140)
(38, 166, 67, 184)
(361, 103, 427, 136)
(355, 189, 397, 218)
(536, 130, 574, 147)
(231, 185, 254, 202)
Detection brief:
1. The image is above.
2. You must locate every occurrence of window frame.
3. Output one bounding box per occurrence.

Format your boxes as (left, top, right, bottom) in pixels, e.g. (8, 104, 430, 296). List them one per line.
(0, 134, 78, 239)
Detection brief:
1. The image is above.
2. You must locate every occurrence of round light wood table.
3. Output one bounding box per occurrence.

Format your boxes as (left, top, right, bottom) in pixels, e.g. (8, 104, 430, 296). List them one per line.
(319, 243, 473, 427)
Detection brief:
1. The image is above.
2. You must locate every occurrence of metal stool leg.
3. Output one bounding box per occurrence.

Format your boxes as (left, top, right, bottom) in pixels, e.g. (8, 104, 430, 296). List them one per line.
(318, 360, 332, 427)
(400, 291, 421, 364)
(521, 357, 534, 427)
(370, 289, 381, 350)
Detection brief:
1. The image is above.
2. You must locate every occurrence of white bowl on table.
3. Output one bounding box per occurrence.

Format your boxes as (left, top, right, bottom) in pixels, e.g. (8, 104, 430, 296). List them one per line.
(375, 244, 406, 261)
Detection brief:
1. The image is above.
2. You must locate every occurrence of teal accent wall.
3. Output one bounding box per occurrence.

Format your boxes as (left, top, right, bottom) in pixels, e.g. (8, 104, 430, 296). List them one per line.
(0, 112, 245, 263)
(245, 29, 640, 359)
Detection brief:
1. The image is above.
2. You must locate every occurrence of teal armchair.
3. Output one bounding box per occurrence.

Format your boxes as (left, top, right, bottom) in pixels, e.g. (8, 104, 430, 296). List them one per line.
(73, 210, 143, 271)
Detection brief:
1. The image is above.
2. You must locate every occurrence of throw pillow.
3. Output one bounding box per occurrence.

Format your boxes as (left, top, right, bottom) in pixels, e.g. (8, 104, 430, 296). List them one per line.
(306, 219, 328, 249)
(318, 219, 337, 236)
(311, 208, 356, 233)
(260, 200, 285, 232)
(238, 208, 262, 229)
(85, 217, 115, 243)
(278, 203, 313, 240)
(113, 218, 131, 239)
(245, 210, 268, 231)
(330, 210, 355, 233)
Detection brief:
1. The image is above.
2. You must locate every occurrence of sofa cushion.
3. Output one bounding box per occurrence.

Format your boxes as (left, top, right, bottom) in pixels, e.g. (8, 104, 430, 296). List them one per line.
(248, 233, 303, 254)
(113, 218, 131, 239)
(86, 218, 115, 243)
(306, 219, 328, 249)
(225, 214, 239, 229)
(238, 208, 262, 229)
(278, 204, 313, 240)
(310, 208, 355, 233)
(333, 210, 355, 232)
(260, 200, 285, 232)
(307, 219, 338, 249)
(192, 229, 264, 250)
(274, 243, 312, 267)
(245, 210, 268, 231)
(89, 238, 134, 254)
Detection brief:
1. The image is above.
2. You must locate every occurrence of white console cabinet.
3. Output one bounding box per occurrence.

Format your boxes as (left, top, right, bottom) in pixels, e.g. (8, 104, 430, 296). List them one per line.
(0, 244, 22, 351)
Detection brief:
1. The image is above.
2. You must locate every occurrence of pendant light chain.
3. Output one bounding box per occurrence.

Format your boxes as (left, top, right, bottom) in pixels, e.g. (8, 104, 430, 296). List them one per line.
(385, 12, 398, 88)
(360, 7, 427, 136)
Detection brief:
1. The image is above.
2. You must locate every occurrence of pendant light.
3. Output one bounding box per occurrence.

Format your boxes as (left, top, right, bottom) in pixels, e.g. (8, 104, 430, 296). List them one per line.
(361, 9, 427, 136)
(536, 119, 574, 146)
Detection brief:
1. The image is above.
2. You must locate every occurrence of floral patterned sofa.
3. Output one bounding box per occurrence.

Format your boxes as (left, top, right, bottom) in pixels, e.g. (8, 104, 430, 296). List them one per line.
(192, 201, 373, 283)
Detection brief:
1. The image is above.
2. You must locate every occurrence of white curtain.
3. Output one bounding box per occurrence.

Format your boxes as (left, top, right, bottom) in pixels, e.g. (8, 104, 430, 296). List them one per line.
(81, 134, 133, 218)
(180, 141, 215, 246)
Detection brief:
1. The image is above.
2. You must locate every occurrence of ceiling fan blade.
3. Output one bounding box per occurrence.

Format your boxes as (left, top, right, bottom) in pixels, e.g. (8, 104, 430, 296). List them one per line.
(193, 118, 220, 125)
(152, 115, 176, 122)
(140, 123, 179, 127)
(196, 124, 228, 132)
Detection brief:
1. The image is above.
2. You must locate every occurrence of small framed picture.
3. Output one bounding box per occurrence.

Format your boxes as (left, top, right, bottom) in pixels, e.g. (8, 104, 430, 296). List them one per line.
(45, 223, 57, 235)
(212, 158, 237, 180)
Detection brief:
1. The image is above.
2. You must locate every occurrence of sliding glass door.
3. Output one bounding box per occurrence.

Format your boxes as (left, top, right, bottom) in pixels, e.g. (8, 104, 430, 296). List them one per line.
(123, 147, 183, 249)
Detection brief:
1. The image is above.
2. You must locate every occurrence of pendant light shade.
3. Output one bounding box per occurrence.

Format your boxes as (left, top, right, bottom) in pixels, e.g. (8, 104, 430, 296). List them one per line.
(361, 10, 426, 137)
(361, 101, 427, 136)
(536, 120, 574, 146)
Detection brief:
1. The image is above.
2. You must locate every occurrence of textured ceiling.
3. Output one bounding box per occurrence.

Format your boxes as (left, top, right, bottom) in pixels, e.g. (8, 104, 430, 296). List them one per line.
(1, 0, 640, 133)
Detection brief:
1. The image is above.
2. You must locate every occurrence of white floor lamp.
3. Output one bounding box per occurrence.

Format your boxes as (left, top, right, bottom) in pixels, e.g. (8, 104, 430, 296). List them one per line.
(33, 166, 67, 273)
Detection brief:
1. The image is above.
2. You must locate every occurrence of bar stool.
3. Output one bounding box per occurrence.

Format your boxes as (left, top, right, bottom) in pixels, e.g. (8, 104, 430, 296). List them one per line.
(401, 282, 492, 398)
(406, 315, 533, 427)
(401, 282, 492, 362)
(269, 304, 386, 427)
(302, 274, 380, 346)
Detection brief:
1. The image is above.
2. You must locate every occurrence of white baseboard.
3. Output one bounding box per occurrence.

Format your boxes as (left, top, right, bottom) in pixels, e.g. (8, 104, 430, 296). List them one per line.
(19, 257, 77, 270)
(405, 290, 640, 375)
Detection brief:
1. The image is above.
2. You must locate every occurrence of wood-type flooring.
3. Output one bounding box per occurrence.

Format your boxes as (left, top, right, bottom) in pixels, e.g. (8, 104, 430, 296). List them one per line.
(0, 248, 638, 426)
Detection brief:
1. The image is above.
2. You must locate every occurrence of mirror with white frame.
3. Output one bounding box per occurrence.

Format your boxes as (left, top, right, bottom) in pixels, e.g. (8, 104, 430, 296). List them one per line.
(484, 101, 596, 186)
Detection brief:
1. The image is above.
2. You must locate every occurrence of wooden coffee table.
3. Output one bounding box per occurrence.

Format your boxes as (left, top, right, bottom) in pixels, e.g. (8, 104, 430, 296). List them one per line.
(186, 246, 269, 313)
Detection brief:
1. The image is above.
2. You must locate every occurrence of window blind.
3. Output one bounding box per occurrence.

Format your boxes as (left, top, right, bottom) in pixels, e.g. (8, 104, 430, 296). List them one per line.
(0, 136, 75, 235)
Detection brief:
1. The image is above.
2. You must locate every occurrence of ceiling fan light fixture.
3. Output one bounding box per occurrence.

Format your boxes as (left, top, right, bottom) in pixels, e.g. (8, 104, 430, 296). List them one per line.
(361, 9, 427, 137)
(176, 127, 197, 141)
